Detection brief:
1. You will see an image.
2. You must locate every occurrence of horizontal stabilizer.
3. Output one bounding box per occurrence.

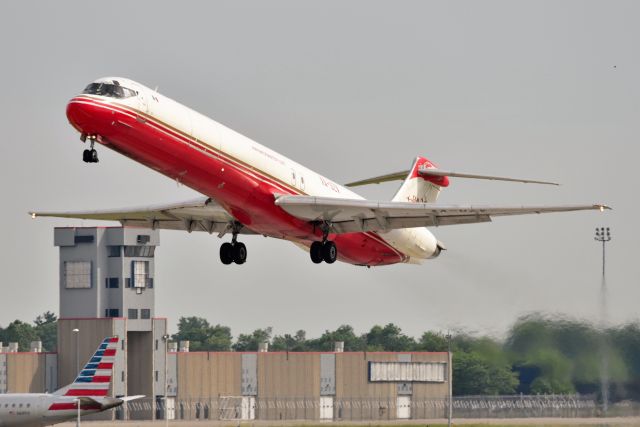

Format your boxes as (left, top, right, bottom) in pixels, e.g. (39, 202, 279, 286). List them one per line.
(418, 167, 559, 186)
(119, 395, 145, 402)
(346, 168, 559, 187)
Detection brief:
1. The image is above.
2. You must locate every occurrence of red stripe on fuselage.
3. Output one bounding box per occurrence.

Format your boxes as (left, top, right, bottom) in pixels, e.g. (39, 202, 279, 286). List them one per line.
(48, 403, 102, 411)
(66, 97, 406, 266)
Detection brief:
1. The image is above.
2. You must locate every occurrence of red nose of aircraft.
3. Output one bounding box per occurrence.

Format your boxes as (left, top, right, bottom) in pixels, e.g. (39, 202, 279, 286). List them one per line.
(66, 97, 95, 135)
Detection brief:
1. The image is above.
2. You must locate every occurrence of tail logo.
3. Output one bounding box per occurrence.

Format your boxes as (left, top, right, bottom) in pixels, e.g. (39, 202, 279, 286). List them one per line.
(64, 337, 118, 397)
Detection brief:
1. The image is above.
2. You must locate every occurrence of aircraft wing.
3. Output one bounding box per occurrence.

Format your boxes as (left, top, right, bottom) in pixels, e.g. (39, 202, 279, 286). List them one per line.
(275, 195, 609, 234)
(30, 197, 255, 235)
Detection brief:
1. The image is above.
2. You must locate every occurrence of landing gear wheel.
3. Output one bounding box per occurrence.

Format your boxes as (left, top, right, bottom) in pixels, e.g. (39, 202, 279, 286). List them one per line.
(322, 241, 337, 264)
(310, 241, 324, 264)
(82, 148, 99, 163)
(220, 242, 234, 265)
(233, 242, 247, 264)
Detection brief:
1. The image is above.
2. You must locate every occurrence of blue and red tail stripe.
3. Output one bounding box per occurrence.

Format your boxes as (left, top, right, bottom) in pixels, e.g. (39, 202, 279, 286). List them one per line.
(64, 336, 118, 397)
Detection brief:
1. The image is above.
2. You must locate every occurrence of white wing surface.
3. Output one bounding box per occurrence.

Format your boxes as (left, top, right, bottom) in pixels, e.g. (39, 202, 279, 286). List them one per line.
(30, 197, 254, 235)
(275, 195, 609, 234)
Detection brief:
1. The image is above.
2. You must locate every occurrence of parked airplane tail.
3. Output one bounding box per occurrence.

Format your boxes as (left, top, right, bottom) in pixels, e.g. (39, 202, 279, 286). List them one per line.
(53, 336, 118, 397)
(392, 156, 448, 203)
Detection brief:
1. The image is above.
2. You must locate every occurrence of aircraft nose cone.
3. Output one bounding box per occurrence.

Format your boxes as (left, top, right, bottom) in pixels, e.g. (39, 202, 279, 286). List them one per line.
(66, 97, 93, 134)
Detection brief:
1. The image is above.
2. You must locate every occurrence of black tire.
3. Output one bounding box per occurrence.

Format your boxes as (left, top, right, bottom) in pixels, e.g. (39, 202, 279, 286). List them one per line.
(310, 241, 324, 264)
(90, 149, 99, 163)
(322, 241, 337, 264)
(219, 242, 234, 265)
(82, 149, 90, 162)
(233, 242, 247, 264)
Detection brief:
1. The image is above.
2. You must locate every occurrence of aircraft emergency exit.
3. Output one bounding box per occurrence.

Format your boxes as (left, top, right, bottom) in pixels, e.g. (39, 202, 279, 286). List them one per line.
(0, 337, 142, 427)
(31, 77, 609, 266)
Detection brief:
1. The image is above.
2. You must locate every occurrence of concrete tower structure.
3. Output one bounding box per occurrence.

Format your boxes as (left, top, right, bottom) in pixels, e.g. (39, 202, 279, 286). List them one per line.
(54, 227, 167, 420)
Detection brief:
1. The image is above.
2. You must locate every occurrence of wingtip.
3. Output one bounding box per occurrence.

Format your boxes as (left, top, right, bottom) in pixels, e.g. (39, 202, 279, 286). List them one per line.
(596, 204, 612, 211)
(28, 212, 37, 219)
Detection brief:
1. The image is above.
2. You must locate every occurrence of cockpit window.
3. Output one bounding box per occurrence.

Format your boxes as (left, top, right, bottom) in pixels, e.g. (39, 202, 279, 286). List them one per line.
(82, 83, 137, 98)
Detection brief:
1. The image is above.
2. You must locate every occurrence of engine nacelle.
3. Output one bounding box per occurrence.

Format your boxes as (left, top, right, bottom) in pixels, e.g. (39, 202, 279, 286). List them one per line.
(428, 241, 446, 259)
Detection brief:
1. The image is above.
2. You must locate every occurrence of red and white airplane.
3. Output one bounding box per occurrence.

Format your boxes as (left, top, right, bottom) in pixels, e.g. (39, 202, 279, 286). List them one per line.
(0, 337, 141, 427)
(32, 77, 608, 266)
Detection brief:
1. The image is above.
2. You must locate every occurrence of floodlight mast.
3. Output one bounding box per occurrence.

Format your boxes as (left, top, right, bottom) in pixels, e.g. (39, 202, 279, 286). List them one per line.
(594, 227, 611, 414)
(594, 227, 611, 277)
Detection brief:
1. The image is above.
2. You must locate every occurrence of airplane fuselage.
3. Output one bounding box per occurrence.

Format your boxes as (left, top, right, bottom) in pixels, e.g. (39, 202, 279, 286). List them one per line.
(0, 393, 106, 427)
(66, 77, 440, 266)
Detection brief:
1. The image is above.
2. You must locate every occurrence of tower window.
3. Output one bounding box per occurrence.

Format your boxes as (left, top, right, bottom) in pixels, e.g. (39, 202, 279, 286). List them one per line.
(105, 309, 119, 318)
(132, 261, 149, 288)
(105, 278, 119, 288)
(64, 261, 92, 289)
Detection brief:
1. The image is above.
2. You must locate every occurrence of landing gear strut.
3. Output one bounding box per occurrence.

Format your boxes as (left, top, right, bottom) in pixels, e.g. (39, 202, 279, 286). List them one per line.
(219, 224, 247, 265)
(309, 223, 337, 264)
(82, 136, 99, 163)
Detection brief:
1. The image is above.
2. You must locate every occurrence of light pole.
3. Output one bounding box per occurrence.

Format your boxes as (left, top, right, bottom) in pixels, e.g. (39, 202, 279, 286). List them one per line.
(446, 332, 452, 427)
(72, 328, 80, 375)
(594, 227, 611, 414)
(74, 398, 81, 427)
(162, 334, 170, 427)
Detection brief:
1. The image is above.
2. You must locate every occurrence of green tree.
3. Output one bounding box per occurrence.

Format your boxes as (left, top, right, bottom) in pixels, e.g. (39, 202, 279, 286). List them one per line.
(172, 317, 232, 351)
(271, 330, 308, 351)
(505, 314, 628, 396)
(417, 331, 449, 352)
(0, 320, 39, 352)
(233, 328, 272, 351)
(453, 351, 518, 395)
(365, 323, 416, 351)
(34, 311, 57, 352)
(307, 325, 367, 351)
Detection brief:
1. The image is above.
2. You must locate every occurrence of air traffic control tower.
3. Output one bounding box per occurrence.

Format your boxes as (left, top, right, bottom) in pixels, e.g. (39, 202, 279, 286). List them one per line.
(54, 227, 168, 420)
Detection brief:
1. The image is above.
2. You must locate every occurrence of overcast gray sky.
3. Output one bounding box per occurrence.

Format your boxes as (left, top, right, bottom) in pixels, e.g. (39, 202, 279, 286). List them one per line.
(0, 1, 637, 339)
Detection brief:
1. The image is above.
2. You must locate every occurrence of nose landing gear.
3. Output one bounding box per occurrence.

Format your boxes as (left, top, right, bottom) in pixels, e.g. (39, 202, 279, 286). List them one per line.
(82, 135, 99, 163)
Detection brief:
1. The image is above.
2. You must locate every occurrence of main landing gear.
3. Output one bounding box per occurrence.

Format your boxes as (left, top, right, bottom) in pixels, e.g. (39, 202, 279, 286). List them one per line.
(82, 134, 99, 163)
(309, 223, 337, 264)
(310, 240, 337, 264)
(219, 225, 247, 265)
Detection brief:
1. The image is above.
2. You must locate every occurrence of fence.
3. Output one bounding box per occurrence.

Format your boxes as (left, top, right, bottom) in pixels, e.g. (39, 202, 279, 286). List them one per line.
(114, 394, 621, 421)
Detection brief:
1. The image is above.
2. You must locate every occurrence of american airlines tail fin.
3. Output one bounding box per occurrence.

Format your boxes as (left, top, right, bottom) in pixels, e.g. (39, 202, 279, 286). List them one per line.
(392, 157, 448, 203)
(53, 336, 118, 397)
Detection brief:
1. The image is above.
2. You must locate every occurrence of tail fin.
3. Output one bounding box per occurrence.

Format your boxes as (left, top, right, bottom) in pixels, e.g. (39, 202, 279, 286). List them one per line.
(54, 336, 118, 397)
(392, 156, 449, 203)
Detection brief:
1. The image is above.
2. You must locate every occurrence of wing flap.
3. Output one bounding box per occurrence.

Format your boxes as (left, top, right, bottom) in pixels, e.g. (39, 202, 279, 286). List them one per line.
(275, 195, 609, 233)
(30, 197, 255, 235)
